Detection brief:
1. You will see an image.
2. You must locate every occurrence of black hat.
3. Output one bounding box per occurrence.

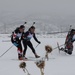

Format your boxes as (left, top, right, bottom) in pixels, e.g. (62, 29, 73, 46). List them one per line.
(30, 26, 35, 29)
(20, 25, 25, 29)
(28, 26, 35, 31)
(71, 29, 75, 33)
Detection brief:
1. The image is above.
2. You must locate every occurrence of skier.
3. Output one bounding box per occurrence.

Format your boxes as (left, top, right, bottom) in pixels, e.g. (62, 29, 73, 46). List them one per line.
(59, 29, 75, 55)
(22, 26, 41, 59)
(11, 25, 25, 60)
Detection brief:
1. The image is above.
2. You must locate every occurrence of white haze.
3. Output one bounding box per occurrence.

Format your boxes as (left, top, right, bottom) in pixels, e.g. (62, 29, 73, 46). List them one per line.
(0, 0, 75, 33)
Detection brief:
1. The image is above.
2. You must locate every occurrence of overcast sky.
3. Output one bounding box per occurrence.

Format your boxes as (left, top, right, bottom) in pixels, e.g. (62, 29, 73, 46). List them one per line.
(0, 0, 75, 16)
(0, 0, 75, 32)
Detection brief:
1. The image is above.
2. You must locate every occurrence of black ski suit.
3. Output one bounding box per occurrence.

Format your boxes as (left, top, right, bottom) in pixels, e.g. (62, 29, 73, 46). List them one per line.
(64, 30, 75, 55)
(22, 31, 40, 57)
(11, 28, 24, 58)
(64, 33, 73, 54)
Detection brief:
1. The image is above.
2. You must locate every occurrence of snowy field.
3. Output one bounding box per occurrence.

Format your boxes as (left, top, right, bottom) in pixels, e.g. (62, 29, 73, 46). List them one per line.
(0, 34, 75, 75)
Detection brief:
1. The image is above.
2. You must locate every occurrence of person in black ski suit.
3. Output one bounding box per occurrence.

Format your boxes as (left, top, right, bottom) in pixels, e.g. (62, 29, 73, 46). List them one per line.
(22, 26, 41, 58)
(60, 29, 75, 55)
(11, 25, 25, 60)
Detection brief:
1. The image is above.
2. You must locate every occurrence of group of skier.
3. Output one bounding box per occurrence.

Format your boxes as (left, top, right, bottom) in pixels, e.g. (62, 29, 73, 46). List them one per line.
(11, 24, 75, 60)
(11, 25, 41, 60)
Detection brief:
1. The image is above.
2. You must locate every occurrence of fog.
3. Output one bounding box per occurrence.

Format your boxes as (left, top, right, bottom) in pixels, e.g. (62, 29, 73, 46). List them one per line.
(0, 0, 75, 33)
(0, 0, 75, 15)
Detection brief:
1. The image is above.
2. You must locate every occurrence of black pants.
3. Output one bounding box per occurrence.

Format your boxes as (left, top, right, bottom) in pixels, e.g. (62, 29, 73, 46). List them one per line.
(23, 40, 36, 56)
(12, 41, 23, 58)
(17, 43, 22, 51)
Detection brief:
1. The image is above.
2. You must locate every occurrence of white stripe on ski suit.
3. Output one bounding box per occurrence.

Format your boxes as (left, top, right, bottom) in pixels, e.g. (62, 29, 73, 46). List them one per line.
(13, 32, 22, 41)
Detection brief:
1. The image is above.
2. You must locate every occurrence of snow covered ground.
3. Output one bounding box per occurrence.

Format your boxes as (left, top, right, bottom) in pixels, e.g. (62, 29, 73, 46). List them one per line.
(0, 34, 75, 75)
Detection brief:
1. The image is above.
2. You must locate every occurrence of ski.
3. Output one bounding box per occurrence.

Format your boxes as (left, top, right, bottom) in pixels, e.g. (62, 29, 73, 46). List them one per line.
(11, 57, 55, 61)
(57, 42, 67, 55)
(11, 59, 36, 61)
(57, 42, 61, 53)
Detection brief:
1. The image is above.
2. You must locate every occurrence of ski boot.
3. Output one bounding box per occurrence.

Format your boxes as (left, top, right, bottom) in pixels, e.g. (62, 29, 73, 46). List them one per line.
(35, 54, 40, 58)
(18, 54, 27, 60)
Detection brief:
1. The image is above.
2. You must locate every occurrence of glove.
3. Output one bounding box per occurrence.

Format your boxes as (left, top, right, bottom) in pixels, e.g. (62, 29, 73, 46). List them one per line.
(38, 41, 41, 44)
(71, 39, 75, 42)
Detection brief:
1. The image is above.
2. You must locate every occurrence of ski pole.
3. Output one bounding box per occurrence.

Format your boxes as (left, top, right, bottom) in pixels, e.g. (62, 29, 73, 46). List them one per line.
(0, 45, 13, 58)
(53, 43, 65, 50)
(35, 44, 39, 49)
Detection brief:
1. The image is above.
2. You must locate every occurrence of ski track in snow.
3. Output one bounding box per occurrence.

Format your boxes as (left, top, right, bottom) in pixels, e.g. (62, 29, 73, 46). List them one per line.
(0, 34, 75, 75)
